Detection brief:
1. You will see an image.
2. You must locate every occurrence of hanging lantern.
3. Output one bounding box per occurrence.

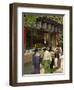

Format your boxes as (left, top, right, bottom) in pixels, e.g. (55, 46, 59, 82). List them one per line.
(42, 16, 47, 29)
(57, 24, 63, 33)
(51, 25, 54, 32)
(50, 19, 55, 33)
(47, 19, 52, 31)
(47, 22, 51, 31)
(33, 22, 36, 28)
(55, 26, 58, 32)
(58, 26, 60, 32)
(36, 21, 41, 29)
(42, 22, 47, 29)
(36, 17, 42, 29)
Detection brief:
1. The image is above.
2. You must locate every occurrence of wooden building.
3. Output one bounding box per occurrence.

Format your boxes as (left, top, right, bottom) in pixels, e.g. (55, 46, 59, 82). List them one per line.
(24, 16, 63, 50)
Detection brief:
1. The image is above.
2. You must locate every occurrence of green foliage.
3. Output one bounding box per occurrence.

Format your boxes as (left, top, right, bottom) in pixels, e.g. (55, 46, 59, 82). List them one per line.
(47, 16, 63, 24)
(24, 15, 63, 27)
(24, 15, 38, 27)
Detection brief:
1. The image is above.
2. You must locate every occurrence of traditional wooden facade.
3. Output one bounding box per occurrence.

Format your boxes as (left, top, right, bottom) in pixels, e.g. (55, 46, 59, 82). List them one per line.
(24, 17, 63, 50)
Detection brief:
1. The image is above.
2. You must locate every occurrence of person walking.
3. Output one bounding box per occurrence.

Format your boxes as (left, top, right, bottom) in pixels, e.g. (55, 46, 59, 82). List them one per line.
(54, 45, 62, 68)
(32, 48, 41, 74)
(49, 47, 55, 72)
(42, 47, 52, 73)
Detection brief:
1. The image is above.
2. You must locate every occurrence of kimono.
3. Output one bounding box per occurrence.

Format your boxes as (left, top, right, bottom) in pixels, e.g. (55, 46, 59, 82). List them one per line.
(32, 52, 40, 74)
(42, 50, 52, 73)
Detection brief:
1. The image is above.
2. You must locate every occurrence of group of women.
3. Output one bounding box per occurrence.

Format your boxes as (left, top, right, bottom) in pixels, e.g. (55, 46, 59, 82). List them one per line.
(32, 45, 63, 74)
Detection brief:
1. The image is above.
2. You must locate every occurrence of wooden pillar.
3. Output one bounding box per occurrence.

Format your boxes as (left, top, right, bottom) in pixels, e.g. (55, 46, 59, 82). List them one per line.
(30, 30, 33, 48)
(24, 29, 27, 49)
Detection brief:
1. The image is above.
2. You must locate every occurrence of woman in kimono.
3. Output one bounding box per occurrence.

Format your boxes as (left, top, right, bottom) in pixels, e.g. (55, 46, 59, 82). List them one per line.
(32, 48, 41, 74)
(42, 47, 52, 73)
